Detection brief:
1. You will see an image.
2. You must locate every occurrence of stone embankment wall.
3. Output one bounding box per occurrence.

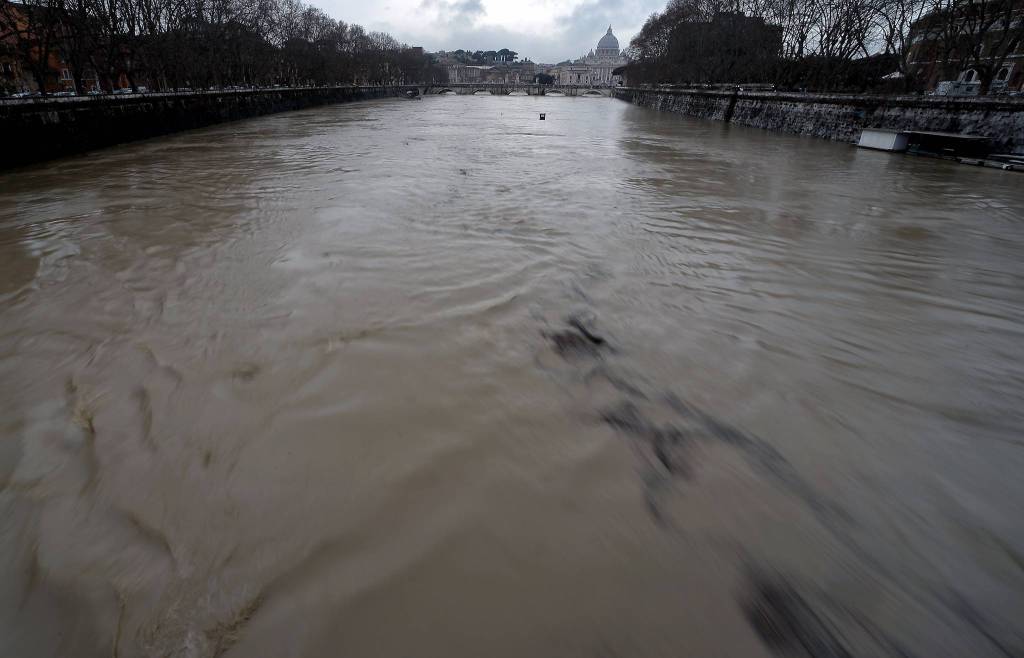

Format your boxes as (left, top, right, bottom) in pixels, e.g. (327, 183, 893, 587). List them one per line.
(0, 85, 412, 169)
(615, 88, 1024, 154)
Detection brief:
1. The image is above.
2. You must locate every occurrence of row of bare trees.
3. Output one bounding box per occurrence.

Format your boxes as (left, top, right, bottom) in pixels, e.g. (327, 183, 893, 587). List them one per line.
(625, 0, 1024, 93)
(0, 0, 445, 95)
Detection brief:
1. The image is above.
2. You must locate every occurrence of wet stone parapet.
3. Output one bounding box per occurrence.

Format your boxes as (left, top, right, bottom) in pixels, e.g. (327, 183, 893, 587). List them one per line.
(615, 87, 1024, 155)
(0, 86, 416, 169)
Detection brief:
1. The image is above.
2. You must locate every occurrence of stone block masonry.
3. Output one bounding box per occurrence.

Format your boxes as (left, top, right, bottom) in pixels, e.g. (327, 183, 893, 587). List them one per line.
(0, 86, 413, 170)
(614, 88, 1024, 155)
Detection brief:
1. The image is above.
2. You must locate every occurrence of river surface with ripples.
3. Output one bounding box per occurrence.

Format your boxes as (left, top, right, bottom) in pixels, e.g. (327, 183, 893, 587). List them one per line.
(2, 95, 1024, 658)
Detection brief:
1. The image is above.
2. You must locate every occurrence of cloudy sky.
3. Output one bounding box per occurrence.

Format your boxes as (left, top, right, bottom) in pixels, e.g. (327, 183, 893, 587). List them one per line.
(315, 0, 666, 63)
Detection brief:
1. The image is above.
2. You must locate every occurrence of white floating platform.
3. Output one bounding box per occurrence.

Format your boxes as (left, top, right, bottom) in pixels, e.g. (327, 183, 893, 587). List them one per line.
(858, 129, 991, 157)
(858, 129, 909, 152)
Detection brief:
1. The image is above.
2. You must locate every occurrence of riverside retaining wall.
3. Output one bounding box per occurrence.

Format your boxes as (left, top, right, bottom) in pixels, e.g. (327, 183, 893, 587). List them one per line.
(614, 88, 1024, 155)
(0, 85, 412, 169)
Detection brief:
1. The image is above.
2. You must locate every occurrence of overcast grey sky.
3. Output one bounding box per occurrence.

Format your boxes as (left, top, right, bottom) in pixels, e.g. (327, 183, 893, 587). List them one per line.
(314, 0, 666, 63)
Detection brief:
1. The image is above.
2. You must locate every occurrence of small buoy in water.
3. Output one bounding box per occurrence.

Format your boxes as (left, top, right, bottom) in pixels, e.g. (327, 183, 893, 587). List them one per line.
(540, 113, 546, 120)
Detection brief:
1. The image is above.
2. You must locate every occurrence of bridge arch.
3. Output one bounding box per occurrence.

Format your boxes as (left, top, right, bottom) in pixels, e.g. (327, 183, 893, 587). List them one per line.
(473, 89, 493, 95)
(581, 89, 605, 97)
(437, 88, 456, 95)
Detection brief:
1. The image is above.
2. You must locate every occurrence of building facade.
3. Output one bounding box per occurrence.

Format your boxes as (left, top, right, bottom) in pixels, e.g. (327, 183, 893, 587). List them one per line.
(1, 0, 104, 95)
(445, 61, 536, 85)
(906, 2, 1024, 94)
(553, 27, 628, 87)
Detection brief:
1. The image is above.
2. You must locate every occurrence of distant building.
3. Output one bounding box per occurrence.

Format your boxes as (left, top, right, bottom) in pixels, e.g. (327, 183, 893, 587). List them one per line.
(0, 48, 28, 94)
(445, 61, 536, 85)
(446, 64, 487, 83)
(906, 2, 1024, 93)
(1, 1, 104, 94)
(551, 27, 628, 87)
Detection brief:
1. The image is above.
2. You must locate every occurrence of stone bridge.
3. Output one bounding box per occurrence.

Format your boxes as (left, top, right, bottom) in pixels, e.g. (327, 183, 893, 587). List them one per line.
(413, 84, 613, 97)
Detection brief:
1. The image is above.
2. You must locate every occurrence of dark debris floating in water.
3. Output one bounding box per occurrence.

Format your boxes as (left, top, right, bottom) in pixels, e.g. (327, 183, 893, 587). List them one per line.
(541, 305, 1024, 658)
(742, 570, 853, 658)
(542, 314, 607, 359)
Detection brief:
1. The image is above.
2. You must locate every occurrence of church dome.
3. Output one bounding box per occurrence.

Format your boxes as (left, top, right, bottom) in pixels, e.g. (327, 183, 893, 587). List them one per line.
(596, 26, 619, 53)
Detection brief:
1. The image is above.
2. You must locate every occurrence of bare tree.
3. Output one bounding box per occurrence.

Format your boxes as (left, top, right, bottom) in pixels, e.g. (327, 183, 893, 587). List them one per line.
(623, 0, 1018, 92)
(2, 0, 441, 94)
(938, 0, 1023, 93)
(869, 0, 931, 87)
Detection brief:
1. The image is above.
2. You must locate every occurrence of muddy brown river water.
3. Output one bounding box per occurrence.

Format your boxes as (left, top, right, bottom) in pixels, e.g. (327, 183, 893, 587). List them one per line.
(2, 95, 1024, 658)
